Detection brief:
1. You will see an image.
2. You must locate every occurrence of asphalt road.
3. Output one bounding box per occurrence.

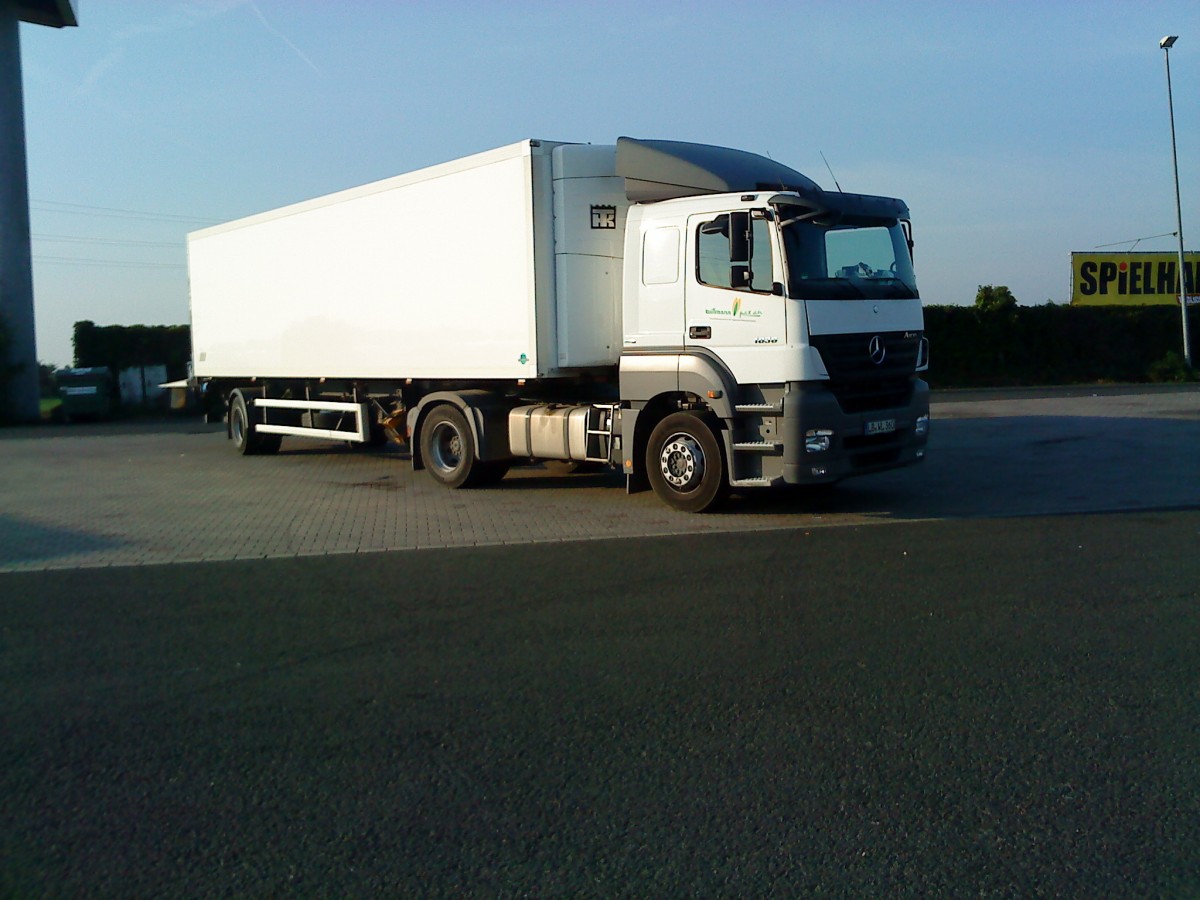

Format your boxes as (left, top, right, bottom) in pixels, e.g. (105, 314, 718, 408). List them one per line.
(3, 511, 1199, 896)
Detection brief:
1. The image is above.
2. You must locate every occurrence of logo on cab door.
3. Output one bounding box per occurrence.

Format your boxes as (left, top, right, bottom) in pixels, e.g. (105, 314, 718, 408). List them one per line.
(704, 297, 763, 320)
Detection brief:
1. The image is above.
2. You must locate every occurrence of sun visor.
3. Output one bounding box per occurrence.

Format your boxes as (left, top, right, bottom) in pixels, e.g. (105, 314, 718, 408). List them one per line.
(616, 137, 824, 203)
(819, 192, 911, 222)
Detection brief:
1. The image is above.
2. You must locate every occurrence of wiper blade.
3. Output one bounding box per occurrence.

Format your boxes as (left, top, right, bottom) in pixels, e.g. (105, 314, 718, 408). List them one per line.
(870, 277, 917, 299)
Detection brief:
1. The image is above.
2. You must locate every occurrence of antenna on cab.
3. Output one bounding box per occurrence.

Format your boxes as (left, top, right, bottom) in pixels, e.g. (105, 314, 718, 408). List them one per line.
(820, 151, 844, 193)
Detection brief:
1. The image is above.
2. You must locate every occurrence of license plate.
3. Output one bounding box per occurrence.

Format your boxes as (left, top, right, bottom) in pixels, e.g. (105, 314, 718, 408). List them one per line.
(865, 418, 896, 436)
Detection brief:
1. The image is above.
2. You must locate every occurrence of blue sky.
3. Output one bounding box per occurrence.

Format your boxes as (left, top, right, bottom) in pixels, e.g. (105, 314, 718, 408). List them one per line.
(18, 0, 1200, 367)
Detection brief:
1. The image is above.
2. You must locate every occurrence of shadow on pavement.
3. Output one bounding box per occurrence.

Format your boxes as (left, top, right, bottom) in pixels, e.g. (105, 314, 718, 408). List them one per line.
(0, 514, 128, 565)
(724, 414, 1200, 521)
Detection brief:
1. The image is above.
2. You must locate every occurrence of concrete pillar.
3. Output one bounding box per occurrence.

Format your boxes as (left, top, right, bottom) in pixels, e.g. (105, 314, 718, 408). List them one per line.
(0, 9, 41, 421)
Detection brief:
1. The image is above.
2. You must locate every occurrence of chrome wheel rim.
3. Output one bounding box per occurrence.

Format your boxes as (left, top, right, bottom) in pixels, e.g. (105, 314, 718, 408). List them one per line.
(659, 433, 704, 490)
(429, 421, 463, 472)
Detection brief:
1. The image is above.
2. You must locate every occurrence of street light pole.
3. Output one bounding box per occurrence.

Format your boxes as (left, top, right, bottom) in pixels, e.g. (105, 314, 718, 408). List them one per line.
(1161, 35, 1192, 368)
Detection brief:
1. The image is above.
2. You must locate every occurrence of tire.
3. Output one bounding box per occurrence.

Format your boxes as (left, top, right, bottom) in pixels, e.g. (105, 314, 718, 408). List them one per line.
(229, 390, 281, 456)
(645, 412, 728, 513)
(420, 405, 479, 488)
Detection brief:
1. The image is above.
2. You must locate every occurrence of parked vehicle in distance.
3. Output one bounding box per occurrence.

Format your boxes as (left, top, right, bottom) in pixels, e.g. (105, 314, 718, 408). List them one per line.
(56, 367, 115, 421)
(187, 138, 929, 511)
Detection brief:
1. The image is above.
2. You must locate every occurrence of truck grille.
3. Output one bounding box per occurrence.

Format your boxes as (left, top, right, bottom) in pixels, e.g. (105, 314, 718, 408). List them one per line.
(843, 428, 909, 469)
(810, 331, 921, 414)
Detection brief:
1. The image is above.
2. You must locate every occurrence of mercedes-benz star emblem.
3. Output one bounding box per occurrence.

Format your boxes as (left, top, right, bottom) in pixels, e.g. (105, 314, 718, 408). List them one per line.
(868, 335, 887, 365)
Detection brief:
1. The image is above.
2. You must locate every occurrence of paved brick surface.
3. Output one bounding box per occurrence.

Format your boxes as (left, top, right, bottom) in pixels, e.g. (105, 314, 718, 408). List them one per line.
(2, 388, 1197, 572)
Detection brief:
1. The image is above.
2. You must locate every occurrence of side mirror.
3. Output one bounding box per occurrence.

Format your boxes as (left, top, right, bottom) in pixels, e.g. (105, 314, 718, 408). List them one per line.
(728, 212, 751, 289)
(728, 211, 749, 264)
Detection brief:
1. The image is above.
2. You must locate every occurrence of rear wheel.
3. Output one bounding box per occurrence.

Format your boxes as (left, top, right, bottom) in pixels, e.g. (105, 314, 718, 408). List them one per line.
(229, 390, 281, 456)
(646, 412, 727, 512)
(420, 405, 479, 488)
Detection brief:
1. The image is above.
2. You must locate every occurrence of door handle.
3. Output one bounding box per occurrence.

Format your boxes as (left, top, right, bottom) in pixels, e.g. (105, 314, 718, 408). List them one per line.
(689, 326, 711, 340)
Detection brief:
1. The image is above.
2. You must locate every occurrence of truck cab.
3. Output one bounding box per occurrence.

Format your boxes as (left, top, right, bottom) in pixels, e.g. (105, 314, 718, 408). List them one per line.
(612, 140, 928, 510)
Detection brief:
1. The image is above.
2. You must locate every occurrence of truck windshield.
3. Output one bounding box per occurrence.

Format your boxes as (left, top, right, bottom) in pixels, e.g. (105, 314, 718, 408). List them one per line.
(780, 218, 918, 300)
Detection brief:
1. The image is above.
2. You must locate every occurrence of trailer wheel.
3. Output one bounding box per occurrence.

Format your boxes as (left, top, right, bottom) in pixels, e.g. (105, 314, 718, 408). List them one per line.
(646, 412, 727, 513)
(421, 405, 479, 488)
(229, 390, 282, 456)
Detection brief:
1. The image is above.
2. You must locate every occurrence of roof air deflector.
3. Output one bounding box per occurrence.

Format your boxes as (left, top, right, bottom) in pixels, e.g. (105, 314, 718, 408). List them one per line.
(615, 137, 823, 203)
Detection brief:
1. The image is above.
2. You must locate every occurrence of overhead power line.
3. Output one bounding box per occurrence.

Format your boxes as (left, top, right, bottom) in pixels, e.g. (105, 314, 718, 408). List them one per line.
(1094, 231, 1178, 251)
(33, 233, 182, 249)
(31, 199, 221, 226)
(32, 255, 186, 270)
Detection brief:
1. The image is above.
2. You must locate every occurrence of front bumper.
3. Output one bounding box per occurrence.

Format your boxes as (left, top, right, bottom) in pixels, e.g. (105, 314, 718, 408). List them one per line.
(780, 378, 929, 484)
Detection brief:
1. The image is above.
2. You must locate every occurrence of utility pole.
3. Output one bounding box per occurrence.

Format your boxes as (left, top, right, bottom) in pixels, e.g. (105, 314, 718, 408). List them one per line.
(0, 1, 77, 420)
(1160, 35, 1192, 367)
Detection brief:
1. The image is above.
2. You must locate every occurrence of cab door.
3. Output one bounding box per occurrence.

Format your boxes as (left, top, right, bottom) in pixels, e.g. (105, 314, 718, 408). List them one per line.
(684, 209, 786, 383)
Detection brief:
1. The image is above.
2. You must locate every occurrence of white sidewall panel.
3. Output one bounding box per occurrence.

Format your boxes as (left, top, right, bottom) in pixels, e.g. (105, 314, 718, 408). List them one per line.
(189, 143, 547, 380)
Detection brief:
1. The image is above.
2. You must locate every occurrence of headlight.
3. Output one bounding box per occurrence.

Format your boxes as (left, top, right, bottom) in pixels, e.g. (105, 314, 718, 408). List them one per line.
(805, 429, 834, 453)
(914, 415, 929, 437)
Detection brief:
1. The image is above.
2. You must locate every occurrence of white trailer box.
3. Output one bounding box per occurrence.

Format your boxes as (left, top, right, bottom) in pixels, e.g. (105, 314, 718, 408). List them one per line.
(189, 139, 625, 382)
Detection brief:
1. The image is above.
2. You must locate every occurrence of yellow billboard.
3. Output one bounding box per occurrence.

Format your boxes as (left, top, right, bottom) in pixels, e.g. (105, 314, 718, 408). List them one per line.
(1071, 251, 1199, 305)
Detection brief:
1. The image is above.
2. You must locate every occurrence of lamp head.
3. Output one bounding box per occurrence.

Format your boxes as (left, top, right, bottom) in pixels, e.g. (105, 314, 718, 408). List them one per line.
(1160, 35, 1178, 49)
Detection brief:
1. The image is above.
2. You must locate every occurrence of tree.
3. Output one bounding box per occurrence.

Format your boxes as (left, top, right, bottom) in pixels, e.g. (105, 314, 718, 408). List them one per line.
(72, 320, 100, 368)
(39, 362, 59, 397)
(975, 284, 1018, 314)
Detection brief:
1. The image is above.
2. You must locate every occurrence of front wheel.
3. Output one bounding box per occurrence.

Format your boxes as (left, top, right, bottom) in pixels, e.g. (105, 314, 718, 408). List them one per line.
(645, 412, 727, 513)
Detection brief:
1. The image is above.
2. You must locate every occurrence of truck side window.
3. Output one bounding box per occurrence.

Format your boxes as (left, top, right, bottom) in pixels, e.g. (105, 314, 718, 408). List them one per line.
(749, 218, 773, 292)
(697, 213, 773, 292)
(698, 216, 734, 289)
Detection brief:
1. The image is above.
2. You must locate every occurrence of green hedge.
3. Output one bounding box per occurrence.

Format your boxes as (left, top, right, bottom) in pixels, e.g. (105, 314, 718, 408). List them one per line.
(72, 321, 191, 381)
(923, 304, 1198, 387)
(64, 309, 1196, 392)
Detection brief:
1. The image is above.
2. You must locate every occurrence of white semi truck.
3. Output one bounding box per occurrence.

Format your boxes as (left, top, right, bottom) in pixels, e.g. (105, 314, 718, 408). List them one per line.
(188, 138, 929, 512)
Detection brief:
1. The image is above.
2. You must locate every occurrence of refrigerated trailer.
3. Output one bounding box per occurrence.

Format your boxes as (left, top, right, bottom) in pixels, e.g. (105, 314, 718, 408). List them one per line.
(188, 137, 929, 512)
